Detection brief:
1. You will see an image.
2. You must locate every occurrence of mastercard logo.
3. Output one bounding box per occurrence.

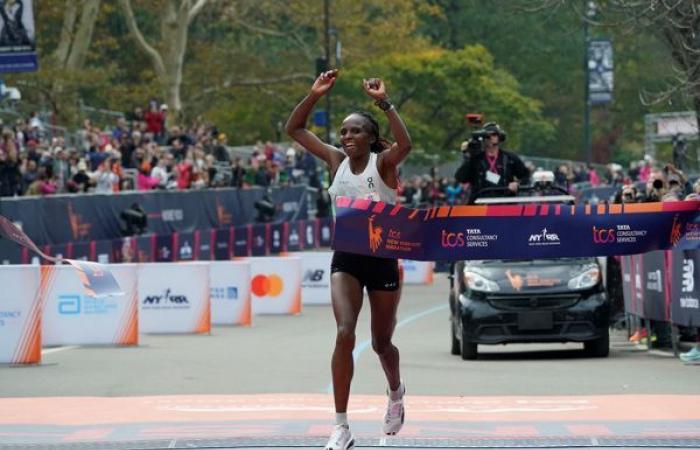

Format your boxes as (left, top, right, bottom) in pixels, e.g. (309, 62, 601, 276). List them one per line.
(251, 274, 284, 297)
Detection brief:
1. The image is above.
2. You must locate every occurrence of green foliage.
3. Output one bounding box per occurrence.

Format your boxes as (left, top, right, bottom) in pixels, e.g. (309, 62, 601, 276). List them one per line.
(332, 47, 552, 165)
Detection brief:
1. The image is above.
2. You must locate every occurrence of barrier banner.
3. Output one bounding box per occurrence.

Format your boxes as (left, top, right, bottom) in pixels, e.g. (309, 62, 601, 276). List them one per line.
(400, 259, 434, 285)
(670, 250, 700, 327)
(333, 197, 700, 261)
(93, 240, 112, 264)
(249, 256, 302, 315)
(42, 264, 138, 346)
(620, 255, 638, 316)
(286, 221, 302, 252)
(0, 186, 308, 246)
(136, 235, 155, 262)
(289, 251, 332, 305)
(198, 229, 214, 260)
(72, 241, 90, 261)
(251, 224, 267, 257)
(138, 262, 210, 334)
(0, 265, 49, 364)
(233, 225, 250, 257)
(640, 251, 669, 321)
(155, 234, 175, 262)
(270, 223, 285, 254)
(0, 238, 22, 264)
(209, 261, 251, 326)
(174, 231, 195, 261)
(319, 218, 334, 247)
(303, 220, 317, 249)
(214, 227, 233, 260)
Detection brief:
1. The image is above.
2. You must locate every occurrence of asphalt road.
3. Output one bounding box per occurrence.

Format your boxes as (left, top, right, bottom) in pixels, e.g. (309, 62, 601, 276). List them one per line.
(3, 274, 698, 398)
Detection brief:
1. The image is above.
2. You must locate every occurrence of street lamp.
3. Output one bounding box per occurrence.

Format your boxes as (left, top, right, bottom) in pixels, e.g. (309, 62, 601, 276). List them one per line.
(583, 0, 597, 164)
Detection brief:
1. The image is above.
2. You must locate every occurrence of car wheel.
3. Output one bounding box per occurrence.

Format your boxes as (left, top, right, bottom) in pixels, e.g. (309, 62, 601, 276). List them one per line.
(450, 319, 460, 355)
(460, 328, 478, 360)
(584, 330, 610, 357)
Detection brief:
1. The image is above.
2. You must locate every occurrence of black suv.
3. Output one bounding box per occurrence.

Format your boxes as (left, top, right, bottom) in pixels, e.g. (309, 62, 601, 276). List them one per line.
(448, 183, 610, 360)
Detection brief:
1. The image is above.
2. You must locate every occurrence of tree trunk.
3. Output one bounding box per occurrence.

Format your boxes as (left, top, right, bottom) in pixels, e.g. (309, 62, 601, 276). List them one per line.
(65, 0, 101, 70)
(118, 0, 209, 121)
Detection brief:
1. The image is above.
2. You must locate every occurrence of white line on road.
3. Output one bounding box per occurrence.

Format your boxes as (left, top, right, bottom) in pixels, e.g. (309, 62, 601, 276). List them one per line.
(41, 346, 78, 355)
(325, 304, 449, 393)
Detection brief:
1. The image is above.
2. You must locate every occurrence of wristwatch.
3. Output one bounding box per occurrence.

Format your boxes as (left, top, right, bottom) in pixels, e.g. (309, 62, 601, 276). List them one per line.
(375, 98, 393, 112)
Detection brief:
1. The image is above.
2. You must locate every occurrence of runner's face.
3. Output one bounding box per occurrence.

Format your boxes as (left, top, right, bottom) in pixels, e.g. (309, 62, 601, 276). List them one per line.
(340, 114, 374, 157)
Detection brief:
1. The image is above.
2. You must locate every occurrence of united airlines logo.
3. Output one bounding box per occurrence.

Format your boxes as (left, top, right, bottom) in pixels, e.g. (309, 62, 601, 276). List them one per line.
(368, 215, 383, 253)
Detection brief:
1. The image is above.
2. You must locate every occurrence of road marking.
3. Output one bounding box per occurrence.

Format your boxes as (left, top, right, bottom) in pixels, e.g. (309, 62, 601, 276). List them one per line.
(41, 346, 78, 355)
(325, 304, 449, 393)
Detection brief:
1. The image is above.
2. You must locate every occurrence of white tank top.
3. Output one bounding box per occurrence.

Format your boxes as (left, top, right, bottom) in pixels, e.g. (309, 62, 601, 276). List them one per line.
(328, 152, 397, 204)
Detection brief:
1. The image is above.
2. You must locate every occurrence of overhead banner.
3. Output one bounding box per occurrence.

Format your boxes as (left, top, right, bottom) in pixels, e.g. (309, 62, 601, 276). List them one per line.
(138, 262, 210, 334)
(209, 261, 251, 326)
(42, 264, 138, 347)
(0, 0, 37, 73)
(333, 197, 700, 261)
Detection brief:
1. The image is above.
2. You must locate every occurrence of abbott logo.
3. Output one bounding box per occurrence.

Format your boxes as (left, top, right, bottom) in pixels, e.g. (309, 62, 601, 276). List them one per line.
(58, 295, 81, 315)
(682, 259, 695, 293)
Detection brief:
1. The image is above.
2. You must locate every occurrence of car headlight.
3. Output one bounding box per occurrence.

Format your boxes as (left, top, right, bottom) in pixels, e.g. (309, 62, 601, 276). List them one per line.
(568, 265, 600, 290)
(463, 269, 500, 292)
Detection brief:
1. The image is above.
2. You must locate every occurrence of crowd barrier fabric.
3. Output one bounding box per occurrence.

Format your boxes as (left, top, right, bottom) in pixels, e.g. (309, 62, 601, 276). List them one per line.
(621, 250, 700, 327)
(0, 266, 53, 364)
(42, 264, 138, 346)
(0, 186, 308, 245)
(249, 256, 302, 315)
(209, 261, 252, 326)
(289, 251, 332, 305)
(670, 250, 700, 327)
(333, 197, 700, 261)
(138, 262, 210, 334)
(400, 259, 434, 285)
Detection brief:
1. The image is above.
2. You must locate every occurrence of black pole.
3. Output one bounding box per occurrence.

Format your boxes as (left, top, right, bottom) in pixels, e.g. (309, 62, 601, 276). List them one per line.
(324, 0, 332, 143)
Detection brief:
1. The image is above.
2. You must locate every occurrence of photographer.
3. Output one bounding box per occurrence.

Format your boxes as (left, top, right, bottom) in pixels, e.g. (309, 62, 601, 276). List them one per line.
(454, 122, 529, 204)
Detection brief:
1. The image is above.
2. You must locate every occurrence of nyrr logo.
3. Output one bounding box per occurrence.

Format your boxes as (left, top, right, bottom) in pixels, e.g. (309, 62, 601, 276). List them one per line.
(682, 259, 695, 293)
(143, 289, 189, 304)
(528, 228, 560, 245)
(592, 226, 615, 244)
(251, 274, 284, 297)
(368, 215, 383, 253)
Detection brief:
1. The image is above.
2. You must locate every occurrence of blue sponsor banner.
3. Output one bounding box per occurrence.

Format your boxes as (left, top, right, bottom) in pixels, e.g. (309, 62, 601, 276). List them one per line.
(0, 0, 38, 73)
(333, 197, 700, 261)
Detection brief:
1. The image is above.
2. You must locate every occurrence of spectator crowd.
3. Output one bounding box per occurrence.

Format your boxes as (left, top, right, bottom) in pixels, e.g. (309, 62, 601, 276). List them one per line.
(0, 101, 322, 198)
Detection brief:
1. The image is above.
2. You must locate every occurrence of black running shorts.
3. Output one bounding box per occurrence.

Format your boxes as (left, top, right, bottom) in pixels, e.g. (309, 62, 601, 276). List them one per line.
(330, 251, 400, 292)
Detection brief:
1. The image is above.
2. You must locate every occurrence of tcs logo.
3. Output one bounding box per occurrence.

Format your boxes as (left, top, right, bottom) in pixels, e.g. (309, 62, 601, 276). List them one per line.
(592, 226, 615, 244)
(441, 230, 465, 248)
(251, 274, 284, 297)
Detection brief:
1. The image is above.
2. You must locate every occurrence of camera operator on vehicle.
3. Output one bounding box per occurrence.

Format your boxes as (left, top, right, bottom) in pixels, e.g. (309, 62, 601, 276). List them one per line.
(454, 122, 530, 204)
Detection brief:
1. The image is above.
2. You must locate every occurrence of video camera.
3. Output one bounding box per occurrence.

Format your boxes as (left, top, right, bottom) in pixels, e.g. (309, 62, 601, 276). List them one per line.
(462, 117, 507, 154)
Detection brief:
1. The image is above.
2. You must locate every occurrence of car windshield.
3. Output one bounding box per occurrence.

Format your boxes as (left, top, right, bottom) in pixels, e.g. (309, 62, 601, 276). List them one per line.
(470, 257, 594, 264)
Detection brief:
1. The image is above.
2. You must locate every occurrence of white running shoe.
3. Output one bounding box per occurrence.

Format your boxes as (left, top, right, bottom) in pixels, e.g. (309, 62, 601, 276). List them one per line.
(382, 382, 405, 435)
(324, 424, 354, 450)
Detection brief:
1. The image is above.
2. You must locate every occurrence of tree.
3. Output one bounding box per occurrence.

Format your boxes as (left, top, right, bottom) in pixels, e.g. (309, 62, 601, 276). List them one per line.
(117, 0, 210, 119)
(332, 46, 553, 164)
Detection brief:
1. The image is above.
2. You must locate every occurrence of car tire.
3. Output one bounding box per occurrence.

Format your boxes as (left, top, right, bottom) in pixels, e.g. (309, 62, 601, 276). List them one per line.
(460, 328, 478, 360)
(451, 320, 460, 355)
(584, 330, 610, 357)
